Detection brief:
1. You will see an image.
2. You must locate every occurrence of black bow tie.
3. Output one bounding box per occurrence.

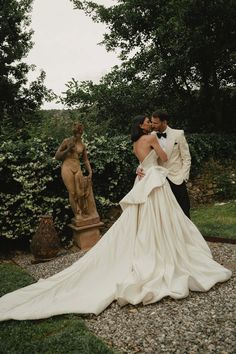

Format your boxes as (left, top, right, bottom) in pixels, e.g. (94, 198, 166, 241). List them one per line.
(156, 132, 167, 139)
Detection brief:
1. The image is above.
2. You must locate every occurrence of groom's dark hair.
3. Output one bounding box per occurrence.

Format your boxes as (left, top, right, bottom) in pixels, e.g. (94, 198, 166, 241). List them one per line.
(152, 110, 169, 122)
(131, 115, 147, 142)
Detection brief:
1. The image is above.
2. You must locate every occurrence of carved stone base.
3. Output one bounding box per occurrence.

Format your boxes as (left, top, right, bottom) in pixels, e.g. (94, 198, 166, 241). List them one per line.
(72, 215, 100, 227)
(69, 221, 104, 250)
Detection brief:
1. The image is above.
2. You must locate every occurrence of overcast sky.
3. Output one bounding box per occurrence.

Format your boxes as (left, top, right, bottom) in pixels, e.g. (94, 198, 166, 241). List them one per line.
(25, 0, 120, 109)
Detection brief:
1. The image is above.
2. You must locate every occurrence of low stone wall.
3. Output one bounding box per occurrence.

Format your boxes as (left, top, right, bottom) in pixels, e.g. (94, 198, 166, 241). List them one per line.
(187, 180, 217, 205)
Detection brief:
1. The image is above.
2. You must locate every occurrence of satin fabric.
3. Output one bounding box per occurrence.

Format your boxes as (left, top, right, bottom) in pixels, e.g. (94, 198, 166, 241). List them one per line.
(0, 150, 231, 321)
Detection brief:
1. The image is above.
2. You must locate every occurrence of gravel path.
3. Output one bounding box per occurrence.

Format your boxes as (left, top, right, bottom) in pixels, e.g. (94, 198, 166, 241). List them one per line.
(12, 242, 236, 354)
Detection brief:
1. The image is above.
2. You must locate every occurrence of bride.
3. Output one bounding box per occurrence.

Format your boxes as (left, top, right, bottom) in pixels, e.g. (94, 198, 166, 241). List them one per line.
(0, 116, 231, 321)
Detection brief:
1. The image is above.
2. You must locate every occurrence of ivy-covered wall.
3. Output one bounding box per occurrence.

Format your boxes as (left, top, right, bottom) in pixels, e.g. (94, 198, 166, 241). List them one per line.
(0, 134, 235, 245)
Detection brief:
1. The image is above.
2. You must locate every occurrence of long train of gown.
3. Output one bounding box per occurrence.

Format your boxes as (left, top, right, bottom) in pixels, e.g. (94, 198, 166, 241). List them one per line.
(0, 150, 232, 321)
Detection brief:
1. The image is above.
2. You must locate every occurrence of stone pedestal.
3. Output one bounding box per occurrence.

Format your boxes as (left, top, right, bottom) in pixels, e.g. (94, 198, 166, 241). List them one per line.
(69, 220, 104, 250)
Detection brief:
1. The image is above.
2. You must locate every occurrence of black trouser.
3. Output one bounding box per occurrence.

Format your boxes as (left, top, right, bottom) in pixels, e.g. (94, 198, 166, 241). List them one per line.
(167, 178, 191, 219)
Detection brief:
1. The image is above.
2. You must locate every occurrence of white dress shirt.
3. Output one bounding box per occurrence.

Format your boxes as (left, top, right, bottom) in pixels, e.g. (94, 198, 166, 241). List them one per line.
(151, 130, 167, 151)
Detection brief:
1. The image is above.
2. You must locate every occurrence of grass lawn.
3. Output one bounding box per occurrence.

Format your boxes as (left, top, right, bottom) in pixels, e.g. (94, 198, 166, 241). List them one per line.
(0, 263, 115, 354)
(191, 200, 236, 239)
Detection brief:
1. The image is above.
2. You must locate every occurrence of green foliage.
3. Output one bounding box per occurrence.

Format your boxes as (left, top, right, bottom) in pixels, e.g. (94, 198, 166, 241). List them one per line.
(0, 0, 54, 137)
(25, 108, 104, 142)
(62, 67, 157, 134)
(191, 201, 236, 239)
(0, 133, 235, 243)
(68, 0, 236, 133)
(0, 137, 72, 243)
(187, 133, 236, 176)
(86, 134, 137, 202)
(25, 109, 81, 141)
(0, 264, 115, 354)
(215, 168, 236, 200)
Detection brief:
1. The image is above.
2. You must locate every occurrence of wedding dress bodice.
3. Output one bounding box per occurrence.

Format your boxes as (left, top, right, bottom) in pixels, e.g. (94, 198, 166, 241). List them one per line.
(140, 149, 159, 171)
(120, 150, 168, 210)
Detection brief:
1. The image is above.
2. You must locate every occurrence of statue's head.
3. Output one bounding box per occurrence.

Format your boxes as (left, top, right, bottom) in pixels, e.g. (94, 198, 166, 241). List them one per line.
(73, 122, 84, 136)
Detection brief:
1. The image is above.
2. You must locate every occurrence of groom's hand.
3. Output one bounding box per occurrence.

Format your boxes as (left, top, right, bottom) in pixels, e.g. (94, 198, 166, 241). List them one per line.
(136, 167, 145, 180)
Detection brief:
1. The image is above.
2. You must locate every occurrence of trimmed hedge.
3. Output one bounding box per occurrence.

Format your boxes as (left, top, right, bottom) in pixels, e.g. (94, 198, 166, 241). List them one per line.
(0, 134, 235, 244)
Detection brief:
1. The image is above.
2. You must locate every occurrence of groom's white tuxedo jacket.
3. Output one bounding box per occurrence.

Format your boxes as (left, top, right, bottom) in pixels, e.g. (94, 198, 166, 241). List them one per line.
(152, 126, 191, 185)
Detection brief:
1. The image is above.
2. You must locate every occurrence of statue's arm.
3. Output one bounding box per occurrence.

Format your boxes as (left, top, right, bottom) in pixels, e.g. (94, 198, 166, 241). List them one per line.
(55, 139, 73, 161)
(82, 147, 92, 178)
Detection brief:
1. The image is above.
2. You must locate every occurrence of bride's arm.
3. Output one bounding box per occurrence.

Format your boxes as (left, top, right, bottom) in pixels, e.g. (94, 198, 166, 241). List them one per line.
(150, 135, 168, 162)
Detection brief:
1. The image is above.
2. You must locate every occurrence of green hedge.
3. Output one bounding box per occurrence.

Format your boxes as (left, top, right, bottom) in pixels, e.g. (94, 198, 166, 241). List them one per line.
(0, 134, 235, 244)
(0, 138, 70, 243)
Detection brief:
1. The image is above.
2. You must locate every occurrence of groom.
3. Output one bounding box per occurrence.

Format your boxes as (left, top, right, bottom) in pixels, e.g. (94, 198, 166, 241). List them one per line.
(137, 111, 191, 218)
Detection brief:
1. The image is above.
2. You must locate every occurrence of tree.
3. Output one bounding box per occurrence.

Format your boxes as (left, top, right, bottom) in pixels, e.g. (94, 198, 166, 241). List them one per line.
(63, 64, 162, 134)
(0, 0, 53, 136)
(70, 0, 236, 133)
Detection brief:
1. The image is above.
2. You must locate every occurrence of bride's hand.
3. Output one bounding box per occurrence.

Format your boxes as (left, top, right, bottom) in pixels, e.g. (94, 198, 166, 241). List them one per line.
(136, 167, 145, 180)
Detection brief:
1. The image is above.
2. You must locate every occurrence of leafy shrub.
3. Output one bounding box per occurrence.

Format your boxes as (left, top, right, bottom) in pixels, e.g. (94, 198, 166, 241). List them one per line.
(86, 134, 137, 201)
(0, 138, 71, 244)
(187, 133, 236, 176)
(215, 170, 236, 200)
(187, 158, 236, 205)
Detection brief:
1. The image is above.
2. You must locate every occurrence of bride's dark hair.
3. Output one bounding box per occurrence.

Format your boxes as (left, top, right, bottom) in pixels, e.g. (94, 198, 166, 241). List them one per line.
(131, 115, 147, 142)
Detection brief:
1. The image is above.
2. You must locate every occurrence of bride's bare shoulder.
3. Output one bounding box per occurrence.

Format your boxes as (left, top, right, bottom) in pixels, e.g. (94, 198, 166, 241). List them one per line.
(145, 134, 157, 143)
(134, 135, 154, 149)
(140, 134, 153, 141)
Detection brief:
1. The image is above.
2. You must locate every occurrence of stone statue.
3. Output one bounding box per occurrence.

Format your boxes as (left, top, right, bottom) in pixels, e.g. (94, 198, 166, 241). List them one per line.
(55, 122, 100, 227)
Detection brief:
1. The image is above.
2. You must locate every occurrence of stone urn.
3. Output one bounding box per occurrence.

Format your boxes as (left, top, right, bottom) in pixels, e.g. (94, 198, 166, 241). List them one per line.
(30, 215, 61, 263)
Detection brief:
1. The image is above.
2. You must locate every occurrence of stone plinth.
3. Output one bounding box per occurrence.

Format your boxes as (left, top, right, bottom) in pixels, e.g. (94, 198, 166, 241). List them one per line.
(69, 221, 104, 250)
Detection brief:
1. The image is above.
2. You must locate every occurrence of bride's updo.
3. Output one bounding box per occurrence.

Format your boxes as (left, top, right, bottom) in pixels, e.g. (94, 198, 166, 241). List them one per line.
(131, 115, 147, 142)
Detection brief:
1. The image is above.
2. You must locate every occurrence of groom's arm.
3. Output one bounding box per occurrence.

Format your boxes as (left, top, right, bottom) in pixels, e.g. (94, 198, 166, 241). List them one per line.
(179, 131, 191, 182)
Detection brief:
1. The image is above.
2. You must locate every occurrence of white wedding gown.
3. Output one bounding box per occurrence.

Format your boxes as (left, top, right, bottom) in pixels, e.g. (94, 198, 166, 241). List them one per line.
(0, 150, 232, 321)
